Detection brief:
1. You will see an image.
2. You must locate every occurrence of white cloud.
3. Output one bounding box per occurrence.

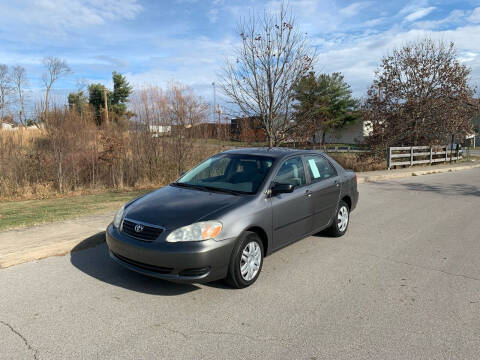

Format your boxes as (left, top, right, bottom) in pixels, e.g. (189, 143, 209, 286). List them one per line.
(399, 0, 430, 15)
(414, 9, 466, 29)
(207, 8, 220, 23)
(125, 35, 238, 99)
(0, 0, 142, 31)
(404, 7, 436, 22)
(265, 0, 340, 34)
(314, 25, 480, 97)
(362, 17, 387, 28)
(339, 2, 373, 17)
(458, 51, 478, 63)
(468, 7, 480, 23)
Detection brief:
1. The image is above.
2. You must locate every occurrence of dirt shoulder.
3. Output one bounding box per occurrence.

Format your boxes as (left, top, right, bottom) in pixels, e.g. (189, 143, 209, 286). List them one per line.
(0, 211, 113, 268)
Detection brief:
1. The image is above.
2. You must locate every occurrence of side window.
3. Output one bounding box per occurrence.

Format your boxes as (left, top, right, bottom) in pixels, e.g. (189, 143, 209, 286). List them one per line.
(273, 157, 306, 188)
(304, 155, 337, 183)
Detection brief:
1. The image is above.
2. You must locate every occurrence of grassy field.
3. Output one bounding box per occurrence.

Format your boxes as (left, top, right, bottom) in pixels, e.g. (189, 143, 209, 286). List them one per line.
(0, 189, 154, 231)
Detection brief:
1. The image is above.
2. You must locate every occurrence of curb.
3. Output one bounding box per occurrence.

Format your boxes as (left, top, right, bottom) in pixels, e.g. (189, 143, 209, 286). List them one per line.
(357, 163, 480, 184)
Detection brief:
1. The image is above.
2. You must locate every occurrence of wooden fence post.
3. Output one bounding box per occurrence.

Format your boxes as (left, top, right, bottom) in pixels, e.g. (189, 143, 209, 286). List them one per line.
(445, 145, 448, 163)
(387, 147, 391, 170)
(429, 146, 433, 165)
(410, 146, 414, 166)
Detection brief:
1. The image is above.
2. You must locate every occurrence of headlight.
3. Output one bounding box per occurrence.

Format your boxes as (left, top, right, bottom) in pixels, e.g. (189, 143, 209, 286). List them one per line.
(113, 205, 125, 228)
(166, 221, 222, 242)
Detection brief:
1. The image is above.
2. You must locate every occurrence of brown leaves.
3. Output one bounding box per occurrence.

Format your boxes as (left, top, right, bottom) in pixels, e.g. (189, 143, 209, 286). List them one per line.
(365, 38, 476, 151)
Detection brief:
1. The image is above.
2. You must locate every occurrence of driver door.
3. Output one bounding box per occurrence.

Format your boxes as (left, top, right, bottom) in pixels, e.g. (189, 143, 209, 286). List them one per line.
(270, 156, 314, 250)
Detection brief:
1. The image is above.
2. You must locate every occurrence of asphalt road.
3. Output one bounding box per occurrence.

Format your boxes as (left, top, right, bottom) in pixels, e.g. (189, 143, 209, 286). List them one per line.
(1, 168, 479, 360)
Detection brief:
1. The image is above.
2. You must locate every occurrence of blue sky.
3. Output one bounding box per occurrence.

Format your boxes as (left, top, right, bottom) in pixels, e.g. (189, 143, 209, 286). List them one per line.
(1, 0, 479, 109)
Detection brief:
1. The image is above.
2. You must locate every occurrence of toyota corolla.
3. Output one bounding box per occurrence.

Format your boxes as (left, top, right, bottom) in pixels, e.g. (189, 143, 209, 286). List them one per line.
(106, 147, 358, 288)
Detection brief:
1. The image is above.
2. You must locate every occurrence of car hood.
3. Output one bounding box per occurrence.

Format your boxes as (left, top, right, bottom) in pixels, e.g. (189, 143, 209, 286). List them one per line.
(124, 185, 242, 230)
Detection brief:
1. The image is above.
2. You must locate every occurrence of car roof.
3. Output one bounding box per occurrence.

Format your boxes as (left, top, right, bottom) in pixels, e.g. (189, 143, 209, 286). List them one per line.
(222, 147, 320, 160)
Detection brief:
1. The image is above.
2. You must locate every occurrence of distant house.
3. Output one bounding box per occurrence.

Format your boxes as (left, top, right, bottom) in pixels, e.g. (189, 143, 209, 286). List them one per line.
(316, 120, 372, 145)
(149, 124, 171, 135)
(0, 122, 16, 130)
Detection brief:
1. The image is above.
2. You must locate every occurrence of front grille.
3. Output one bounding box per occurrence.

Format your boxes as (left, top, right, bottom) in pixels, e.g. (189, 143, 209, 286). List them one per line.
(113, 252, 173, 274)
(122, 219, 164, 241)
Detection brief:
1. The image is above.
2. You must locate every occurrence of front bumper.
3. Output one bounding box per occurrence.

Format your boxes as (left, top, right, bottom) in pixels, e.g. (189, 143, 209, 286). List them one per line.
(106, 223, 237, 283)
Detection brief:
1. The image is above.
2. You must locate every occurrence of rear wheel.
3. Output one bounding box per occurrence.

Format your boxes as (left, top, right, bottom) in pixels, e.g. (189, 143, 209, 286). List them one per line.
(328, 200, 350, 237)
(226, 231, 264, 289)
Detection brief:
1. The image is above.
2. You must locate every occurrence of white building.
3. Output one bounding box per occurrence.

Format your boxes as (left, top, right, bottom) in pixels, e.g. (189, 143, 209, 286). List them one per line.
(148, 124, 171, 135)
(317, 120, 372, 145)
(0, 122, 16, 130)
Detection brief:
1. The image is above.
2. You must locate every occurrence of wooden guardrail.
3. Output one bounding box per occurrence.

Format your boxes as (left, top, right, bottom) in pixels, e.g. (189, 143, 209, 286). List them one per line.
(387, 145, 462, 170)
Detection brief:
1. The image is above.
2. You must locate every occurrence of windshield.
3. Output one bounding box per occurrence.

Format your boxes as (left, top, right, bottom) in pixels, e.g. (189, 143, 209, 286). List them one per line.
(175, 154, 275, 194)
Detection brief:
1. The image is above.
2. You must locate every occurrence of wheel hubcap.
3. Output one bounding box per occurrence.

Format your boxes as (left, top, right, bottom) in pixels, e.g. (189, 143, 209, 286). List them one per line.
(337, 206, 349, 232)
(240, 241, 261, 281)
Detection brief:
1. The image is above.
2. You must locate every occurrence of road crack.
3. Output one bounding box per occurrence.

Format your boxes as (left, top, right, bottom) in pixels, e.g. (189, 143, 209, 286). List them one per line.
(356, 251, 480, 283)
(153, 324, 188, 339)
(0, 320, 39, 360)
(154, 323, 290, 346)
(195, 329, 285, 343)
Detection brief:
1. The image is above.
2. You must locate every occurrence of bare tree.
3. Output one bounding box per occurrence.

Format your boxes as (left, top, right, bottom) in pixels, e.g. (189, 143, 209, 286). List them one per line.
(165, 84, 209, 173)
(11, 65, 28, 125)
(42, 56, 71, 116)
(0, 64, 13, 123)
(365, 38, 475, 152)
(220, 3, 315, 147)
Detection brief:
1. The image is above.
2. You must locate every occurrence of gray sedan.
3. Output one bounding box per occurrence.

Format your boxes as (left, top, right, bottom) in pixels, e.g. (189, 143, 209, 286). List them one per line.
(106, 147, 358, 288)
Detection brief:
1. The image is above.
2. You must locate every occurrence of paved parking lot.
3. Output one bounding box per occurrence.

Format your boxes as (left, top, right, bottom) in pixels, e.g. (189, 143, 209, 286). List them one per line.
(1, 168, 479, 359)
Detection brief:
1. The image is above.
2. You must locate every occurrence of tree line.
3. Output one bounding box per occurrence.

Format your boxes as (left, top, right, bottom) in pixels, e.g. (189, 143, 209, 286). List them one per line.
(0, 57, 73, 126)
(0, 57, 133, 128)
(1, 2, 478, 154)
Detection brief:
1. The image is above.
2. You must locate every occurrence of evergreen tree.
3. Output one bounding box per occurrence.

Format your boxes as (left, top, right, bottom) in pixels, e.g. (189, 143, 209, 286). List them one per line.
(293, 72, 360, 144)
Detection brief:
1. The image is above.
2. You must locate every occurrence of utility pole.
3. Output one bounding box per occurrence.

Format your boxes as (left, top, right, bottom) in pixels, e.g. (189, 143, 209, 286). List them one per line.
(103, 87, 109, 123)
(212, 82, 216, 123)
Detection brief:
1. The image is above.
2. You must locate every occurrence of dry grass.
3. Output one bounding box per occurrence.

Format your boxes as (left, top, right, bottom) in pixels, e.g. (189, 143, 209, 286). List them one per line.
(0, 98, 224, 201)
(329, 153, 385, 172)
(0, 188, 155, 231)
(0, 125, 384, 202)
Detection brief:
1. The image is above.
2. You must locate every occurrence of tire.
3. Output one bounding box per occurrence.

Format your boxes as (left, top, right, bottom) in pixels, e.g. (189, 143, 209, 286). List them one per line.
(226, 231, 264, 289)
(328, 200, 350, 237)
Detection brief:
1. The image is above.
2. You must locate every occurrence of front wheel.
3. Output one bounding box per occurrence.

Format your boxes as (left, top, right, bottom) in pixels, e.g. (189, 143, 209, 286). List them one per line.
(226, 231, 264, 289)
(328, 200, 350, 237)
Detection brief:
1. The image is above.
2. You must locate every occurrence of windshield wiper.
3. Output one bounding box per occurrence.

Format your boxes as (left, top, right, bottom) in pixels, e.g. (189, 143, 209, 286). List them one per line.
(170, 182, 241, 195)
(199, 185, 241, 195)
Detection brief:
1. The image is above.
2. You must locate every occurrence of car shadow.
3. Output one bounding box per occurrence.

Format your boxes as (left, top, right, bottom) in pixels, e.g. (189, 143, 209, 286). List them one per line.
(311, 229, 336, 238)
(69, 232, 199, 296)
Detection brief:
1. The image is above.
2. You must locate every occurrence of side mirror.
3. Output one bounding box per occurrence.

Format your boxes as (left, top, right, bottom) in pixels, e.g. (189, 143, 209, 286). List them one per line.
(271, 183, 294, 196)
